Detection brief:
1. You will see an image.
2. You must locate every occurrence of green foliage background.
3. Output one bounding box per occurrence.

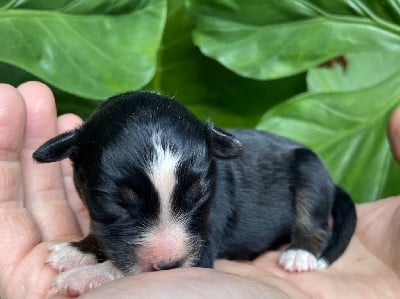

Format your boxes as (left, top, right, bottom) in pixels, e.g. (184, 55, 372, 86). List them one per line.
(1, 0, 400, 202)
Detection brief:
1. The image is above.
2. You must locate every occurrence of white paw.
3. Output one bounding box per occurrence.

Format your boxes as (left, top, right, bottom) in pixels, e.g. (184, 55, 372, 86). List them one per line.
(317, 258, 328, 269)
(51, 261, 124, 296)
(279, 249, 319, 272)
(46, 242, 97, 272)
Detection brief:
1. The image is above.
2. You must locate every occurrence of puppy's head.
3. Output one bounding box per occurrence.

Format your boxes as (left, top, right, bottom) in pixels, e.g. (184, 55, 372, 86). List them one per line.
(33, 91, 242, 274)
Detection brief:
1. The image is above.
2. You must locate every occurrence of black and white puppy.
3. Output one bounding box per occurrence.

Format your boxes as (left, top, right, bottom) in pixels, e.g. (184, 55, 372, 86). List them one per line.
(33, 91, 356, 296)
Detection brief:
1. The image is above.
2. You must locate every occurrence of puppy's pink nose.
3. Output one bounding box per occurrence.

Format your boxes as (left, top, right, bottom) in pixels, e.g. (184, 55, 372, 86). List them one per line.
(151, 260, 182, 271)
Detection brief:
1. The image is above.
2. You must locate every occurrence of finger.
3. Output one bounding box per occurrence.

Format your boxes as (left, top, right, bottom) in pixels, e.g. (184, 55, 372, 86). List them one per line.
(6, 242, 59, 299)
(215, 259, 280, 280)
(214, 260, 308, 299)
(356, 197, 400, 273)
(81, 267, 299, 299)
(0, 84, 52, 298)
(387, 107, 400, 163)
(0, 84, 26, 204)
(251, 250, 288, 277)
(0, 84, 41, 277)
(57, 113, 90, 235)
(18, 81, 80, 241)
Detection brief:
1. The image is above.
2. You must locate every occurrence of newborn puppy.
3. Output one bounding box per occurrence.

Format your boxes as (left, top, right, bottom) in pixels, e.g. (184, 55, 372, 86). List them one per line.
(33, 91, 356, 296)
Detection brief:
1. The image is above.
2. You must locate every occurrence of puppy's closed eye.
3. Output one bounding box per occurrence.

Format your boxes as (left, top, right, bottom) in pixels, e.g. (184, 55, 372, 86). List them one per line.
(184, 179, 207, 209)
(117, 187, 139, 207)
(186, 179, 201, 199)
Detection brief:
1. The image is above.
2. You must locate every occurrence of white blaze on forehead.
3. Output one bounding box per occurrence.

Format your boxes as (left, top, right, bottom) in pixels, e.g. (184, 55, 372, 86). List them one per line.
(147, 134, 181, 222)
(139, 135, 199, 271)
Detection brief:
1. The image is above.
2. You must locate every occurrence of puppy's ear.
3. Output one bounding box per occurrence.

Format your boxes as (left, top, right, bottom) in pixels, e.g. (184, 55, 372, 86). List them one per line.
(32, 130, 78, 163)
(206, 123, 243, 159)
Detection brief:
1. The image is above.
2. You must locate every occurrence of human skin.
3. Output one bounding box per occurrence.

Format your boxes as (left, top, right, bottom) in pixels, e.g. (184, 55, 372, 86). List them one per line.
(0, 81, 399, 299)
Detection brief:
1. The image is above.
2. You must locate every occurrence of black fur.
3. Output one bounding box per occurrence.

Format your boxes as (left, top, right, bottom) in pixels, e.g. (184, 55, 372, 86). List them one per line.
(33, 91, 356, 273)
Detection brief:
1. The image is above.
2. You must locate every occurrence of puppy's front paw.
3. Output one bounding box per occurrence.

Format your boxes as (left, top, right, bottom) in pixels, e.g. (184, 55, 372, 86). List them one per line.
(51, 261, 124, 297)
(46, 242, 97, 272)
(278, 249, 319, 272)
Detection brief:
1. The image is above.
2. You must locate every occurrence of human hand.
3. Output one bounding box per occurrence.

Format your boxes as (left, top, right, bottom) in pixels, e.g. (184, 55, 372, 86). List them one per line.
(0, 82, 86, 299)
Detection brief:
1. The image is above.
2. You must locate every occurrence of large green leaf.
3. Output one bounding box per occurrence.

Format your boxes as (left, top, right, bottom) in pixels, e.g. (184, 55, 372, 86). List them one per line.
(257, 66, 400, 202)
(0, 0, 167, 99)
(188, 0, 400, 80)
(0, 61, 100, 119)
(144, 0, 306, 128)
(307, 51, 400, 92)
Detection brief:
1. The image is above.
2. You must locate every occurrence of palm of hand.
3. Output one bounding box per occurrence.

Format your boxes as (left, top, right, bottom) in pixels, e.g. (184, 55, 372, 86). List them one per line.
(0, 83, 84, 299)
(246, 198, 400, 298)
